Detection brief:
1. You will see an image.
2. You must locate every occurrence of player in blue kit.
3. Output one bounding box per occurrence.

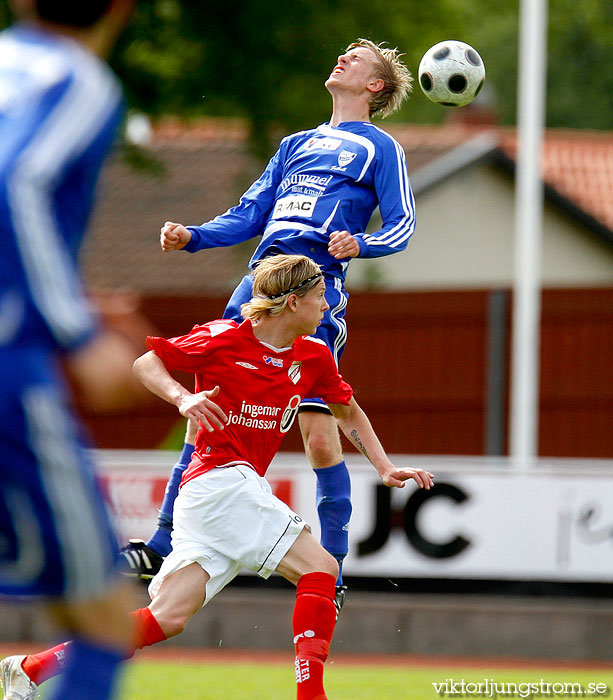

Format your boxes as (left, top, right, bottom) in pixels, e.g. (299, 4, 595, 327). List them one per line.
(0, 2, 138, 700)
(123, 39, 415, 607)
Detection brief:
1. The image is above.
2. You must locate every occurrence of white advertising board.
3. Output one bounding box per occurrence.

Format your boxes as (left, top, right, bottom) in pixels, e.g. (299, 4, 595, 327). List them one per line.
(97, 451, 613, 583)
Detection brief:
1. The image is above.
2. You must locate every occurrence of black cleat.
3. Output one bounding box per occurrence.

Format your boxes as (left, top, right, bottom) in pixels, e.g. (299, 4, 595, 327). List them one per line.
(334, 585, 347, 619)
(118, 539, 164, 580)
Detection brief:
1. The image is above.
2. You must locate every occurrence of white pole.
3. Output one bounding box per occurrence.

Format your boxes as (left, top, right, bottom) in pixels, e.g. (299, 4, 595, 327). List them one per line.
(510, 0, 549, 469)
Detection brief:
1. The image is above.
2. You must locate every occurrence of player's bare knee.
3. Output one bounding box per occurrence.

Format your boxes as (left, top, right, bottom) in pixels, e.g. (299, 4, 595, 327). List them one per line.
(324, 554, 340, 581)
(310, 549, 339, 580)
(155, 609, 191, 639)
(305, 431, 342, 469)
(299, 412, 342, 468)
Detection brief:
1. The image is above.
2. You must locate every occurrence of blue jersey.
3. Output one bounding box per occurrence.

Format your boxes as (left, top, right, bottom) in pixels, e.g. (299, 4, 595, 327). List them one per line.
(0, 24, 123, 354)
(0, 25, 124, 599)
(184, 121, 416, 278)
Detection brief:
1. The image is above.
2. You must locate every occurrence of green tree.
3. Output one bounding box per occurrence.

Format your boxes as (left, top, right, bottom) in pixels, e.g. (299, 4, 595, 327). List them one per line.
(459, 0, 613, 129)
(113, 0, 470, 153)
(545, 0, 613, 129)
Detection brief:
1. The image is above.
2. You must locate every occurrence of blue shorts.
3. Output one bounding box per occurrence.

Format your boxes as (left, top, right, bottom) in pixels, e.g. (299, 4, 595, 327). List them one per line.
(223, 272, 349, 413)
(0, 348, 121, 600)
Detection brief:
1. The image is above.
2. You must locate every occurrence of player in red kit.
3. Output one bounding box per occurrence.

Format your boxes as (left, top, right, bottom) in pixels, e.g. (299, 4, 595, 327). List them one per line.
(4, 255, 433, 700)
(143, 314, 355, 484)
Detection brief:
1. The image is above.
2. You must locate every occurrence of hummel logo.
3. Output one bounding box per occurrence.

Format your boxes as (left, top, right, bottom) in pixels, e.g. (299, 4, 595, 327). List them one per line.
(236, 361, 258, 370)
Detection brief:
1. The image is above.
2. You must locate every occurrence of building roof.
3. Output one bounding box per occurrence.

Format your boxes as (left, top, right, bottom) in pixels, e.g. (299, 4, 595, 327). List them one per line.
(84, 119, 262, 296)
(495, 128, 613, 243)
(84, 118, 613, 296)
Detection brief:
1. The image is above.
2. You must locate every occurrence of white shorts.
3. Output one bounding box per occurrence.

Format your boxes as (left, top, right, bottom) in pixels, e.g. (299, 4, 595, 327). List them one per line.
(148, 464, 308, 605)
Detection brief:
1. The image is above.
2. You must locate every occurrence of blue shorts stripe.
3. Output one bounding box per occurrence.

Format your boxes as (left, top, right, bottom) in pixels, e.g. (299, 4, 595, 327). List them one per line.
(329, 276, 348, 365)
(0, 353, 119, 599)
(23, 385, 119, 599)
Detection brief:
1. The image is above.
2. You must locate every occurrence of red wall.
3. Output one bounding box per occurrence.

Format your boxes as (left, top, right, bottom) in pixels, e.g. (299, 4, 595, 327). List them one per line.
(538, 288, 612, 457)
(340, 290, 491, 455)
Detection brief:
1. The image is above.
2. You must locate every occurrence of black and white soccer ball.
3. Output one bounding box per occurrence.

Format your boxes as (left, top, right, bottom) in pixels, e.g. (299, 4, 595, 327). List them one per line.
(418, 40, 485, 107)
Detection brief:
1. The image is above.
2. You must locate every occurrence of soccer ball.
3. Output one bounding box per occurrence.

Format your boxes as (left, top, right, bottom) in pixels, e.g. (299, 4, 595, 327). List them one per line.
(418, 40, 485, 107)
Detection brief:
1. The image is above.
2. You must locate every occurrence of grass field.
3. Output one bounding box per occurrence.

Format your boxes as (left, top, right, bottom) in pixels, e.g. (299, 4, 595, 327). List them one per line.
(35, 651, 613, 700)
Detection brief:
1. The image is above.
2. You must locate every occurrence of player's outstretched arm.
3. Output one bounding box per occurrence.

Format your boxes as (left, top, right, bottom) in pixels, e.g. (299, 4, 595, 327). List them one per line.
(133, 350, 227, 431)
(329, 397, 434, 489)
(160, 221, 192, 251)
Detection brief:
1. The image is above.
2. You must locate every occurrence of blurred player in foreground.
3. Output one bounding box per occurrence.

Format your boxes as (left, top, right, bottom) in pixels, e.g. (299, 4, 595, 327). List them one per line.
(9, 254, 434, 700)
(123, 39, 416, 608)
(0, 1, 138, 700)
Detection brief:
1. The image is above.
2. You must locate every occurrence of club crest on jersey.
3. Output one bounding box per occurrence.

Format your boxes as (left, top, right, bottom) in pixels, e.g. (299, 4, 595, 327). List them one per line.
(288, 361, 302, 385)
(263, 355, 283, 368)
(331, 149, 357, 172)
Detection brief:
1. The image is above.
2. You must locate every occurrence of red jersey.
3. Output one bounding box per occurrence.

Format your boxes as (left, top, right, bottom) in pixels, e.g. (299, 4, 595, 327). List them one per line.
(147, 319, 353, 486)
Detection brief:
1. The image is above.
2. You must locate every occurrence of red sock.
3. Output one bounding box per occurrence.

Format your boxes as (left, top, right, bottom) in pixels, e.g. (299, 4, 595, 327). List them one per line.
(19, 608, 166, 685)
(293, 572, 337, 700)
(22, 641, 71, 685)
(130, 607, 167, 655)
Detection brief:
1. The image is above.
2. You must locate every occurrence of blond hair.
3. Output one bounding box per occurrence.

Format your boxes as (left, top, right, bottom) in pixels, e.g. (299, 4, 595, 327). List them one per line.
(241, 255, 323, 322)
(347, 38, 413, 119)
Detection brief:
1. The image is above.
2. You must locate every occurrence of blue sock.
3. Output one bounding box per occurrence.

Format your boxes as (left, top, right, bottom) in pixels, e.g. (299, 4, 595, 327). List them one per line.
(313, 461, 352, 586)
(49, 638, 124, 700)
(146, 442, 194, 557)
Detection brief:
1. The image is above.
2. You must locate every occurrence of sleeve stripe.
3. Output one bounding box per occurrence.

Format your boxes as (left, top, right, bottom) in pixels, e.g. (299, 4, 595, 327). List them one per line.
(365, 139, 415, 248)
(7, 63, 119, 348)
